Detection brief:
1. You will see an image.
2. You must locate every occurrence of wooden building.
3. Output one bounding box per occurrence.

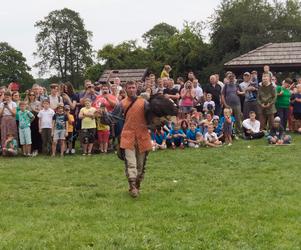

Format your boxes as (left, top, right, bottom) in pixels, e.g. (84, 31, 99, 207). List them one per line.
(224, 42, 301, 75)
(99, 69, 148, 84)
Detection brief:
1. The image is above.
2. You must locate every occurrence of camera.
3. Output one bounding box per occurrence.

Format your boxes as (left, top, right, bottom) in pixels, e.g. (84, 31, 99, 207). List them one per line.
(3, 101, 8, 105)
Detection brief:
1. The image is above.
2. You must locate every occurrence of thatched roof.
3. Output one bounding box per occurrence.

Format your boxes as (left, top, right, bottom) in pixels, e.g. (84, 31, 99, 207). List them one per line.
(99, 69, 148, 83)
(224, 42, 301, 71)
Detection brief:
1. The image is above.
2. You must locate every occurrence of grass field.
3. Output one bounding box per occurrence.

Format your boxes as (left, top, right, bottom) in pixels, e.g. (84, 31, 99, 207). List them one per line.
(0, 135, 301, 250)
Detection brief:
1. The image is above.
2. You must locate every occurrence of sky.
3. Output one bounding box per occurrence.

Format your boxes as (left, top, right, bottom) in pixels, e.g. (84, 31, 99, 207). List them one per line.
(0, 0, 221, 77)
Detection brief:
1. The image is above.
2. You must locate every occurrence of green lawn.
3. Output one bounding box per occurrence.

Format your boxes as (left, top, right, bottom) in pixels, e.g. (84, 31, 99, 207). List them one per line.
(0, 136, 301, 250)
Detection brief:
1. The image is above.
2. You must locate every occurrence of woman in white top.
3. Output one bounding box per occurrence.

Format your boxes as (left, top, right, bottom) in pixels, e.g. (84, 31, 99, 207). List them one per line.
(0, 91, 17, 147)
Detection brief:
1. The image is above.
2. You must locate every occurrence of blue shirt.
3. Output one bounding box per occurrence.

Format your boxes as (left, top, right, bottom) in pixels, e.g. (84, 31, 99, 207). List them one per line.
(169, 129, 185, 143)
(186, 128, 201, 141)
(151, 131, 167, 145)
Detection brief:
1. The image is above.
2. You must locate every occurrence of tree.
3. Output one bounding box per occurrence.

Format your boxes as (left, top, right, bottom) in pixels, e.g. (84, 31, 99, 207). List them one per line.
(84, 63, 105, 82)
(0, 42, 34, 90)
(142, 22, 178, 48)
(97, 40, 152, 70)
(34, 8, 93, 88)
(210, 0, 301, 63)
(210, 0, 274, 62)
(96, 22, 211, 82)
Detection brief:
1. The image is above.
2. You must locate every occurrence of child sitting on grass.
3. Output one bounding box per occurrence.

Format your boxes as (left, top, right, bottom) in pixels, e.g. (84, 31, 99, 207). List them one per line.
(151, 126, 167, 151)
(200, 111, 214, 135)
(185, 122, 203, 148)
(204, 124, 222, 148)
(3, 133, 18, 156)
(167, 123, 186, 149)
(52, 104, 68, 157)
(267, 117, 292, 145)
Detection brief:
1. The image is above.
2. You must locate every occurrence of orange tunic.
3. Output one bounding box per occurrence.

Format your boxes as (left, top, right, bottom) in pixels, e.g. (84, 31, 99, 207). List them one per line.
(120, 97, 152, 153)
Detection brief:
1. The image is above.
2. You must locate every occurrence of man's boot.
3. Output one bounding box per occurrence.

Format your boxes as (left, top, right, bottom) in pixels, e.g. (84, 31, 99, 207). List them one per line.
(128, 178, 139, 198)
(136, 177, 143, 191)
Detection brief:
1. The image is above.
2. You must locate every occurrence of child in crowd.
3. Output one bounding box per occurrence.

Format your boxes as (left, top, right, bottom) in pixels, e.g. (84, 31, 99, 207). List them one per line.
(95, 104, 110, 153)
(291, 83, 301, 133)
(65, 105, 75, 154)
(267, 117, 292, 145)
(190, 108, 202, 126)
(79, 98, 96, 156)
(18, 101, 34, 156)
(204, 124, 222, 147)
(163, 118, 174, 134)
(201, 111, 214, 135)
(185, 122, 203, 148)
(242, 111, 265, 140)
(52, 104, 68, 157)
(3, 133, 18, 156)
(222, 108, 234, 145)
(151, 126, 167, 151)
(212, 115, 223, 138)
(38, 99, 55, 154)
(167, 123, 186, 149)
(203, 93, 215, 113)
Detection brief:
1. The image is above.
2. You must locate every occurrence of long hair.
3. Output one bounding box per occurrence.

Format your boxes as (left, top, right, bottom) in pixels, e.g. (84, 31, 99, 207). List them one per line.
(64, 82, 75, 96)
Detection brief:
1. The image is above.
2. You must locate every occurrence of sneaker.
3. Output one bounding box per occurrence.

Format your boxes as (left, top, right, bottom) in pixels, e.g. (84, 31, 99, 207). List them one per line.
(71, 149, 76, 154)
(194, 145, 199, 149)
(65, 149, 70, 154)
(82, 153, 86, 156)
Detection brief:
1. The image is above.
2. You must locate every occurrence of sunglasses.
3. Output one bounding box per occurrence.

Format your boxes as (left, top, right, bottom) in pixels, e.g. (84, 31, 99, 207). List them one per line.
(29, 94, 35, 96)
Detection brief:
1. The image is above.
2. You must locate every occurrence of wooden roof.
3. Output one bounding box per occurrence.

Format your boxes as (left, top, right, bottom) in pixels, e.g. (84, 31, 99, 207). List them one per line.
(224, 42, 301, 70)
(99, 69, 148, 83)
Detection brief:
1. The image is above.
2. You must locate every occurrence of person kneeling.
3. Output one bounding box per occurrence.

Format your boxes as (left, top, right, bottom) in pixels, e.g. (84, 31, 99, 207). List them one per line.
(204, 124, 222, 147)
(267, 117, 292, 145)
(167, 123, 186, 149)
(3, 133, 18, 156)
(242, 111, 265, 140)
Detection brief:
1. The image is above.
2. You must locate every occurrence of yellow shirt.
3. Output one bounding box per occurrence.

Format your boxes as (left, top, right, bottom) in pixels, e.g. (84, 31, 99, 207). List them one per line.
(80, 107, 96, 129)
(160, 70, 169, 78)
(96, 118, 110, 131)
(67, 113, 74, 133)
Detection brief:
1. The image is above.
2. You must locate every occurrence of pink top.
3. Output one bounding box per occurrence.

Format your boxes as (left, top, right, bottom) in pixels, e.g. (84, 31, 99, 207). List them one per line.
(180, 88, 195, 107)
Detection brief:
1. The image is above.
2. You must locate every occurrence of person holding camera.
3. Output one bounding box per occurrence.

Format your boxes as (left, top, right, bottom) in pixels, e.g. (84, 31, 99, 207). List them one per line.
(0, 91, 17, 148)
(79, 80, 98, 107)
(180, 81, 196, 116)
(93, 83, 117, 112)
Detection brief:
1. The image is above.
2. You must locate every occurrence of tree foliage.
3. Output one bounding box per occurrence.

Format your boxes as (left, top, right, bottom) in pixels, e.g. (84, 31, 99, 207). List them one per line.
(0, 42, 34, 90)
(34, 8, 93, 88)
(142, 22, 178, 48)
(210, 0, 301, 62)
(96, 22, 210, 82)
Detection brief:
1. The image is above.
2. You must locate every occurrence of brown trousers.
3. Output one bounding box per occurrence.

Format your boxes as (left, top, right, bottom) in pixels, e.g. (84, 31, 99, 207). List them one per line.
(124, 145, 148, 181)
